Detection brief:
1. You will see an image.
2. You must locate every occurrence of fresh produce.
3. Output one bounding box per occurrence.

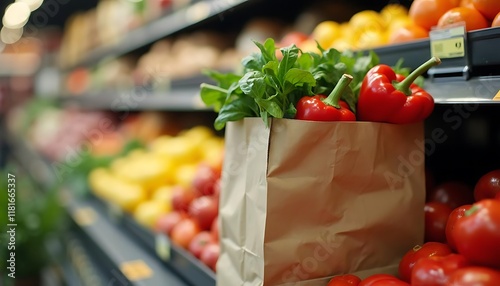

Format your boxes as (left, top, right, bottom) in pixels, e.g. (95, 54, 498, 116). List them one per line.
(360, 274, 409, 286)
(200, 242, 220, 272)
(424, 202, 453, 243)
(155, 211, 187, 236)
(295, 74, 356, 121)
(437, 6, 489, 31)
(451, 199, 500, 269)
(188, 196, 218, 231)
(188, 231, 215, 259)
(191, 163, 219, 197)
(357, 57, 441, 124)
(493, 12, 500, 26)
(398, 242, 453, 283)
(473, 169, 500, 201)
(171, 186, 196, 213)
(411, 254, 471, 286)
(445, 204, 472, 251)
(200, 38, 382, 130)
(409, 0, 459, 31)
(170, 218, 201, 249)
(471, 0, 500, 20)
(445, 266, 500, 285)
(328, 274, 361, 286)
(428, 181, 474, 210)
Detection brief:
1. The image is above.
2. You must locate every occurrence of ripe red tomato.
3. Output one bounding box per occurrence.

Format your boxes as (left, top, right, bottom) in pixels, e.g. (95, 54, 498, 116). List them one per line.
(170, 218, 201, 249)
(445, 204, 472, 251)
(359, 274, 402, 286)
(411, 254, 471, 286)
(171, 186, 196, 212)
(474, 170, 500, 201)
(200, 242, 220, 272)
(188, 231, 215, 258)
(446, 266, 500, 286)
(188, 195, 219, 231)
(398, 242, 453, 283)
(424, 202, 453, 243)
(154, 211, 186, 236)
(452, 199, 500, 269)
(428, 181, 474, 209)
(211, 216, 219, 241)
(192, 164, 219, 197)
(327, 274, 361, 286)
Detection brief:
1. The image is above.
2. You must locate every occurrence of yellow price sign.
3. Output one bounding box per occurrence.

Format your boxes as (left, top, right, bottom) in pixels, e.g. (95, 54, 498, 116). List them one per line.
(493, 90, 500, 101)
(73, 207, 97, 226)
(120, 260, 153, 281)
(431, 37, 465, 59)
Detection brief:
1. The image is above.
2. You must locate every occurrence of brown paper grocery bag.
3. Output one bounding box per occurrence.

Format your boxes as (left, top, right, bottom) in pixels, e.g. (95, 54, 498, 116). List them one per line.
(217, 118, 425, 286)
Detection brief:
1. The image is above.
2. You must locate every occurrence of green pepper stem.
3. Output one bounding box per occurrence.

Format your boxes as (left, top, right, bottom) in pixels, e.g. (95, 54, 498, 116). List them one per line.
(322, 74, 353, 108)
(394, 57, 441, 95)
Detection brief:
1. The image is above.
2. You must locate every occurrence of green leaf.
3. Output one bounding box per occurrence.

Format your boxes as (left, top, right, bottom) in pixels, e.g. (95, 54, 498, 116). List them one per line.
(285, 102, 298, 118)
(200, 83, 227, 111)
(202, 70, 242, 89)
(297, 52, 313, 70)
(263, 61, 279, 78)
(256, 97, 284, 118)
(278, 44, 299, 83)
(284, 68, 316, 88)
(214, 96, 258, 130)
(254, 38, 277, 63)
(239, 71, 266, 99)
(242, 53, 266, 71)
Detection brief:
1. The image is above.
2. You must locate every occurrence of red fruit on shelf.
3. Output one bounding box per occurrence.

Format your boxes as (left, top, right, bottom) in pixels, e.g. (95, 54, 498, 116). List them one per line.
(192, 164, 219, 197)
(428, 181, 474, 209)
(188, 196, 219, 231)
(446, 266, 500, 285)
(474, 169, 500, 201)
(445, 204, 472, 251)
(411, 253, 471, 286)
(398, 242, 453, 283)
(424, 201, 453, 243)
(188, 231, 215, 259)
(170, 218, 201, 249)
(171, 186, 196, 212)
(211, 216, 219, 241)
(452, 199, 500, 269)
(360, 274, 408, 286)
(200, 242, 220, 272)
(155, 211, 186, 236)
(327, 274, 361, 286)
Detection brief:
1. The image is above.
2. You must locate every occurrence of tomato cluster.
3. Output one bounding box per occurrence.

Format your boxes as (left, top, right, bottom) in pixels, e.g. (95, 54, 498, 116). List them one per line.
(154, 163, 221, 272)
(328, 169, 500, 286)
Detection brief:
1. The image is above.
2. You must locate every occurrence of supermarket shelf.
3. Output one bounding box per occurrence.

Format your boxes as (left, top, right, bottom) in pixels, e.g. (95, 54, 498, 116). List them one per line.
(3, 128, 56, 189)
(64, 0, 250, 70)
(372, 27, 500, 71)
(59, 87, 210, 111)
(427, 77, 500, 104)
(90, 196, 217, 286)
(64, 192, 191, 286)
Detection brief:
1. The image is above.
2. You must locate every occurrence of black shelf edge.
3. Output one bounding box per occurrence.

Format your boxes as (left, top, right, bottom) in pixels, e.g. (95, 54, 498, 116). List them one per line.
(426, 76, 500, 104)
(63, 0, 250, 70)
(64, 192, 191, 286)
(59, 87, 211, 111)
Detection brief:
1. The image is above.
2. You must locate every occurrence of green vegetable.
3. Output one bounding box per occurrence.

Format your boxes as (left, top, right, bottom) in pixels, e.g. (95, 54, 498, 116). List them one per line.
(200, 39, 380, 130)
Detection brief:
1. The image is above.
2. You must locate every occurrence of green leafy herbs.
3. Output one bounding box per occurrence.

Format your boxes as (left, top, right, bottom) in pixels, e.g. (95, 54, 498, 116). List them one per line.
(200, 38, 380, 130)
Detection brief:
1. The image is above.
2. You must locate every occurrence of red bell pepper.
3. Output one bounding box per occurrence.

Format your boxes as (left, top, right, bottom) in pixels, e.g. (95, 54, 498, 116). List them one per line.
(295, 74, 356, 121)
(357, 57, 441, 124)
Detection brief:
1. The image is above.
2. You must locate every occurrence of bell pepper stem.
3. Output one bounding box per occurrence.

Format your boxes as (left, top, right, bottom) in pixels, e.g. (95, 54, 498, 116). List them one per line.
(322, 74, 353, 108)
(394, 57, 441, 95)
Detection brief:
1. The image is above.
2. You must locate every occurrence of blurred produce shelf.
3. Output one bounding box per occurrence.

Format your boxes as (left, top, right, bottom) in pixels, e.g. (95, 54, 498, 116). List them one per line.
(63, 0, 250, 70)
(60, 87, 210, 111)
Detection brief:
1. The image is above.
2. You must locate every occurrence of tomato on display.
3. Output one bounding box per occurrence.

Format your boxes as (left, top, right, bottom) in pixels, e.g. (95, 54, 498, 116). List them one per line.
(452, 199, 500, 269)
(445, 204, 472, 251)
(398, 242, 452, 283)
(473, 169, 500, 201)
(424, 201, 453, 243)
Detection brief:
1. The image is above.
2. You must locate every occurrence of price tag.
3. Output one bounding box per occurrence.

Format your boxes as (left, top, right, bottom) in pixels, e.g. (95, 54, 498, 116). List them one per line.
(120, 260, 153, 281)
(428, 23, 470, 80)
(493, 90, 500, 101)
(155, 233, 171, 261)
(430, 26, 466, 59)
(72, 207, 97, 226)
